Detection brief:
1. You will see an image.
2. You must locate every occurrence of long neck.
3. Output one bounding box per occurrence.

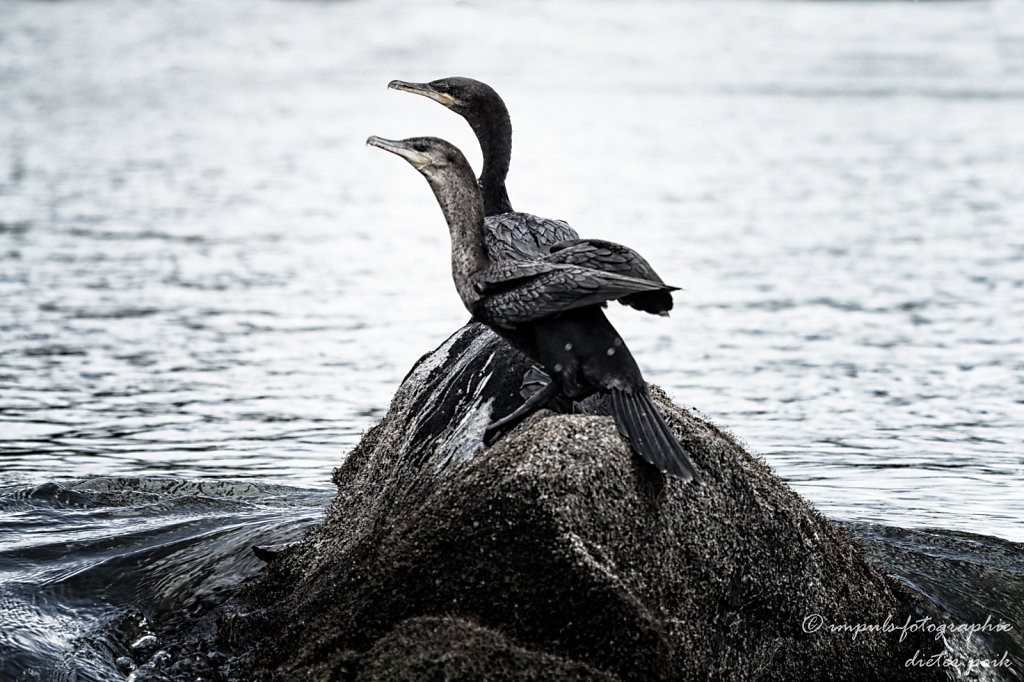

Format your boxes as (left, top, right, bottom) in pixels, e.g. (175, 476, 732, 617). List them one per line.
(466, 106, 514, 216)
(427, 173, 490, 307)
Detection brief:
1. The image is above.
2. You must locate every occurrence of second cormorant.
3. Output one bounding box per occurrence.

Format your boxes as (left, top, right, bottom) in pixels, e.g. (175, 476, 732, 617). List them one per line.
(368, 134, 701, 483)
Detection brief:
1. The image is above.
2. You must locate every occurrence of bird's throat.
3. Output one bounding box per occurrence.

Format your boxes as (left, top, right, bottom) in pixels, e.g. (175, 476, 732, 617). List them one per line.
(427, 174, 490, 308)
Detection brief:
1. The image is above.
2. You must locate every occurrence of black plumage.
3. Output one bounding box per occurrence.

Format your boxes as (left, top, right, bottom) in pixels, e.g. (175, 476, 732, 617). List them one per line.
(368, 135, 701, 483)
(543, 239, 674, 315)
(483, 211, 577, 262)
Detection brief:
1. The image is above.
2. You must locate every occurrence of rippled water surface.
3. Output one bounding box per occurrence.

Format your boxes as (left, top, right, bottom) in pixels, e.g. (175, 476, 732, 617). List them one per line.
(1, 0, 1023, 679)
(0, 478, 329, 679)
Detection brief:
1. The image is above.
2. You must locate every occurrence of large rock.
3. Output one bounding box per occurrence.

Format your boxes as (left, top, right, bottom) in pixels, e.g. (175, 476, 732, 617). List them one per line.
(227, 322, 942, 681)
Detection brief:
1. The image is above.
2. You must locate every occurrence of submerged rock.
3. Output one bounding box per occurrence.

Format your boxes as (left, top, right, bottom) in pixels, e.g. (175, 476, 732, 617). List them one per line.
(224, 322, 941, 681)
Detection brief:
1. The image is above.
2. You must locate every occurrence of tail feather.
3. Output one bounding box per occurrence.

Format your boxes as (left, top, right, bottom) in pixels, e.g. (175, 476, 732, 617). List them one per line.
(617, 389, 658, 470)
(611, 389, 702, 483)
(640, 401, 675, 471)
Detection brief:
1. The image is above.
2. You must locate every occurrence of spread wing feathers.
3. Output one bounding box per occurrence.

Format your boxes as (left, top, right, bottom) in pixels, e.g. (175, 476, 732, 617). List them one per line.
(473, 260, 569, 292)
(545, 239, 676, 316)
(545, 239, 663, 282)
(484, 213, 579, 261)
(474, 263, 676, 325)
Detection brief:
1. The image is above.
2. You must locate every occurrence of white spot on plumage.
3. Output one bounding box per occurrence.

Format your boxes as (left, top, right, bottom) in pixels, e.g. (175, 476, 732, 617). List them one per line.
(564, 342, 573, 351)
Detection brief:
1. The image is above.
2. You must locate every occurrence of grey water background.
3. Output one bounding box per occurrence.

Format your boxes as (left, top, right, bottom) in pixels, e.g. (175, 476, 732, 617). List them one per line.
(1, 0, 1022, 679)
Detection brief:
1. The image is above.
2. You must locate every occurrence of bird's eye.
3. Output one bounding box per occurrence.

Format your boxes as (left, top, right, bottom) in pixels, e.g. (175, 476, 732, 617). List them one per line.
(434, 82, 450, 93)
(412, 142, 429, 152)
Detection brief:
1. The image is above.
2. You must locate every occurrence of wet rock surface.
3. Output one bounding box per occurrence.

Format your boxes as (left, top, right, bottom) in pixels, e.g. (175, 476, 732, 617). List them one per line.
(210, 323, 942, 680)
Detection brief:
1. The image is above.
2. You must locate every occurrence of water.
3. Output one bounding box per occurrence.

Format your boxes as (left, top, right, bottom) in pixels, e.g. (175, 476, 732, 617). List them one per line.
(1, 0, 1022, 679)
(0, 478, 328, 679)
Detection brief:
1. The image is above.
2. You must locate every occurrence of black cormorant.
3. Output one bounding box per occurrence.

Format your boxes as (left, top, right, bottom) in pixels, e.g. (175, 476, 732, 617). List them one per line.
(368, 135, 701, 483)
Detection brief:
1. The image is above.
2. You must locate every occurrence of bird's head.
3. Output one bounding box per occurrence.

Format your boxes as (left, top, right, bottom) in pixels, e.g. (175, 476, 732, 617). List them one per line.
(366, 135, 470, 180)
(387, 77, 501, 118)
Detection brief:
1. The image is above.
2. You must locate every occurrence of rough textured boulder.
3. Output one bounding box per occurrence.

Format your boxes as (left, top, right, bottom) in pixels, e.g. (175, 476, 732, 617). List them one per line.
(226, 322, 942, 681)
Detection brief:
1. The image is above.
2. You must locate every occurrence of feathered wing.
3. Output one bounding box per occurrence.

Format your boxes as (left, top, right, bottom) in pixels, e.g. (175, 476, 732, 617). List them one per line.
(472, 261, 676, 326)
(546, 239, 661, 280)
(545, 239, 675, 316)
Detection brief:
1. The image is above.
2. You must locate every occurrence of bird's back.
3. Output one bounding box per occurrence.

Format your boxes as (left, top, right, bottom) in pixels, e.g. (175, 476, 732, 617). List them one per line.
(483, 212, 579, 262)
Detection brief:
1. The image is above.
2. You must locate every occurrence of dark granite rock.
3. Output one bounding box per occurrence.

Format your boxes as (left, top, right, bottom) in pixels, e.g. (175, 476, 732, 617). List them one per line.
(355, 617, 618, 682)
(225, 322, 943, 681)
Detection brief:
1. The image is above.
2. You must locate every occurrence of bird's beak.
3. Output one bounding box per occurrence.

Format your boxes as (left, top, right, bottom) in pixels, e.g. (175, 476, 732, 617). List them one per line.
(366, 136, 431, 169)
(388, 80, 456, 108)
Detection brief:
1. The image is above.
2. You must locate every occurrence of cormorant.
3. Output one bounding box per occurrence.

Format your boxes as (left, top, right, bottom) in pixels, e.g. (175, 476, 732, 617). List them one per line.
(368, 135, 701, 482)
